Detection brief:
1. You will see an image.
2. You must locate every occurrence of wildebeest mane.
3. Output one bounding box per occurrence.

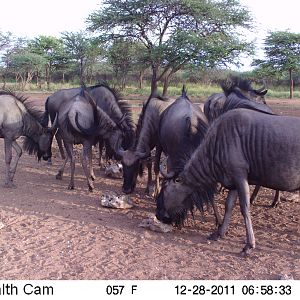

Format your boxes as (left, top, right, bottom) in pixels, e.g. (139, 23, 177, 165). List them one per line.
(89, 82, 135, 135)
(221, 77, 255, 97)
(222, 90, 275, 116)
(0, 89, 43, 121)
(136, 93, 168, 139)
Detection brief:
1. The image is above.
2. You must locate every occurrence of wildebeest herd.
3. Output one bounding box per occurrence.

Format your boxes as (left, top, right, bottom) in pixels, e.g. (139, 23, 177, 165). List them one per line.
(0, 78, 298, 256)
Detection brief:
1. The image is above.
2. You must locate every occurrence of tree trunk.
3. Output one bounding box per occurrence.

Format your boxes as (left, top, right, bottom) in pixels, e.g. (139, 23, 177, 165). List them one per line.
(80, 58, 84, 85)
(150, 65, 158, 96)
(289, 68, 294, 99)
(2, 74, 6, 89)
(45, 65, 50, 90)
(139, 69, 144, 89)
(162, 75, 171, 98)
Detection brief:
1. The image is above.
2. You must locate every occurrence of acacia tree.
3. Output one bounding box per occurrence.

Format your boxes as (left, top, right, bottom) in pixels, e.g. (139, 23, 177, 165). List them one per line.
(253, 31, 300, 99)
(87, 0, 253, 96)
(28, 36, 66, 89)
(107, 39, 149, 89)
(61, 31, 102, 85)
(7, 51, 46, 90)
(0, 31, 13, 87)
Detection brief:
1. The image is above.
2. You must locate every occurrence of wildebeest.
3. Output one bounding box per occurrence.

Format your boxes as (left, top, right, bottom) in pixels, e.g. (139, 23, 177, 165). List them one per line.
(54, 89, 123, 191)
(156, 105, 300, 255)
(158, 87, 222, 225)
(41, 83, 135, 166)
(203, 77, 269, 123)
(0, 90, 56, 187)
(203, 78, 281, 207)
(118, 95, 175, 194)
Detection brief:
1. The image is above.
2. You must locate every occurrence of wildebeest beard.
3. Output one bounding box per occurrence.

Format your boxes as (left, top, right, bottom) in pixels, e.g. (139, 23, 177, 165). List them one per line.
(156, 185, 194, 229)
(23, 137, 45, 161)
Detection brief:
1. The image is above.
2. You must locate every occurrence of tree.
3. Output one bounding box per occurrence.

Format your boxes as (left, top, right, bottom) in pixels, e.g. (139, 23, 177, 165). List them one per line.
(7, 51, 46, 90)
(253, 31, 300, 99)
(87, 0, 253, 96)
(61, 31, 102, 85)
(107, 39, 147, 89)
(0, 31, 12, 88)
(28, 35, 66, 89)
(0, 31, 11, 50)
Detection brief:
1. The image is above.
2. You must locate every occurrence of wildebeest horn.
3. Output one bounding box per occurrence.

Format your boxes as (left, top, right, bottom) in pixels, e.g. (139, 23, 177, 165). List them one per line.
(255, 80, 267, 93)
(50, 113, 58, 131)
(159, 164, 176, 179)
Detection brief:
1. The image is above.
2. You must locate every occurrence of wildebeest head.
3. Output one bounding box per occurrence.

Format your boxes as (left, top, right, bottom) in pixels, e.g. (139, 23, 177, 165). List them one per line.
(23, 115, 58, 161)
(117, 149, 149, 194)
(38, 128, 56, 161)
(39, 114, 58, 161)
(155, 177, 194, 227)
(222, 77, 268, 104)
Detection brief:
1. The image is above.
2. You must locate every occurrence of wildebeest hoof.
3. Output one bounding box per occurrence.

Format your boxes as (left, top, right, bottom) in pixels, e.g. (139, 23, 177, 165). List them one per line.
(3, 182, 17, 188)
(88, 184, 94, 192)
(68, 184, 74, 190)
(241, 244, 254, 257)
(208, 231, 221, 241)
(56, 171, 63, 180)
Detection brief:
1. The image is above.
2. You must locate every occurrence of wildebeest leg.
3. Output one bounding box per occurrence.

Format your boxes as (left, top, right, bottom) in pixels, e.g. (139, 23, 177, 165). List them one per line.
(153, 146, 162, 197)
(98, 139, 104, 167)
(56, 130, 66, 160)
(3, 139, 14, 187)
(9, 141, 22, 182)
(56, 156, 68, 180)
(89, 148, 96, 181)
(250, 185, 260, 204)
(64, 143, 75, 190)
(211, 199, 222, 227)
(81, 141, 94, 192)
(209, 190, 238, 240)
(236, 178, 255, 256)
(145, 161, 152, 195)
(271, 190, 280, 208)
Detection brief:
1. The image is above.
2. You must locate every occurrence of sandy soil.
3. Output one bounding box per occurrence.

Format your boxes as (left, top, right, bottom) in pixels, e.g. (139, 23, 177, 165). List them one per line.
(0, 93, 299, 280)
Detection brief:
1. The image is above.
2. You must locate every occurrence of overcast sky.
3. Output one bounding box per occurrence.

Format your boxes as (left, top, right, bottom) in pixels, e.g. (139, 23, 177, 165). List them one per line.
(0, 0, 299, 70)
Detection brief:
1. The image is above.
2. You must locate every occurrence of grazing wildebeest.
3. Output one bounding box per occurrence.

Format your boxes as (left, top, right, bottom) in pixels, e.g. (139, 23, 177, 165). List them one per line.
(158, 87, 222, 225)
(41, 83, 135, 166)
(203, 78, 281, 207)
(55, 89, 123, 191)
(156, 106, 300, 255)
(0, 90, 56, 187)
(118, 94, 175, 194)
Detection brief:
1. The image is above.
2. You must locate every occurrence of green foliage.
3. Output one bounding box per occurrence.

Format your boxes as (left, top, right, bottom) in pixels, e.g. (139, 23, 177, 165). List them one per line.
(61, 31, 103, 84)
(0, 31, 12, 50)
(87, 0, 254, 95)
(264, 31, 300, 72)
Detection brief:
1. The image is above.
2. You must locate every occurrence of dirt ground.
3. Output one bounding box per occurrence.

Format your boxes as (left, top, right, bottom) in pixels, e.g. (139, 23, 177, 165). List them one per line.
(0, 93, 299, 280)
